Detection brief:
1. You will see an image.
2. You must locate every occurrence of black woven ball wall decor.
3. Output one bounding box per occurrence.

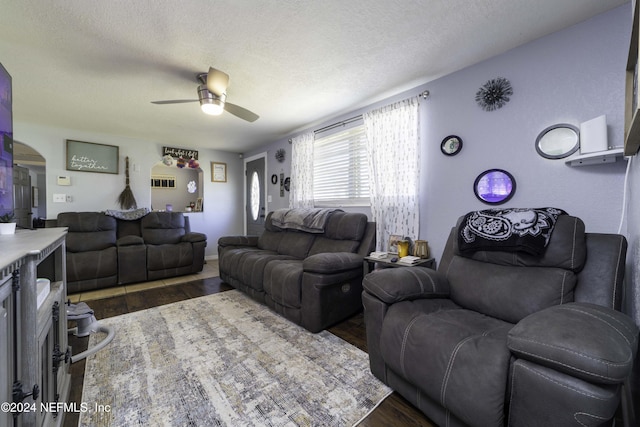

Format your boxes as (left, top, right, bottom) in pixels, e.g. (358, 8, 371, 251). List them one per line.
(475, 77, 513, 112)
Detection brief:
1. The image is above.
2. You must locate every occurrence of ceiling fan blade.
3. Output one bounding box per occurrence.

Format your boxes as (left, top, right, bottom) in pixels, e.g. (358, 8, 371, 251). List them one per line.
(151, 99, 198, 104)
(224, 102, 260, 122)
(207, 67, 230, 96)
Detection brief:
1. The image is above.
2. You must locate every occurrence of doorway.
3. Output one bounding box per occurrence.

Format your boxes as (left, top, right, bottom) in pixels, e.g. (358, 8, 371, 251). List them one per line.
(245, 154, 266, 235)
(13, 165, 31, 228)
(12, 141, 46, 227)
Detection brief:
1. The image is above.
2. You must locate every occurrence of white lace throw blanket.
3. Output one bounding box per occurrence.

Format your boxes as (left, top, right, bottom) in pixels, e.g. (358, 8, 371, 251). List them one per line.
(271, 208, 342, 233)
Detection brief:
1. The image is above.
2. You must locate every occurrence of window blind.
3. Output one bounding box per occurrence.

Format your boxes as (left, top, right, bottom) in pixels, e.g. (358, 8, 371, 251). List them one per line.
(313, 124, 370, 207)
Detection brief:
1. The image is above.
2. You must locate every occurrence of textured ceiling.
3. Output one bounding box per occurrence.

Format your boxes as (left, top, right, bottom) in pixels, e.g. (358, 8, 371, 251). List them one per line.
(0, 0, 629, 153)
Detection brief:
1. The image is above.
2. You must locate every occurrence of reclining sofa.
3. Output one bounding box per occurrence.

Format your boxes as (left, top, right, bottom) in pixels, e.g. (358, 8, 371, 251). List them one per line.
(218, 209, 375, 332)
(52, 210, 207, 294)
(363, 208, 638, 427)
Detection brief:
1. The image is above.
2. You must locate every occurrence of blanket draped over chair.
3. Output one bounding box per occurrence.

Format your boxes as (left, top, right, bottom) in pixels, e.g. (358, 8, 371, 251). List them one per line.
(270, 208, 342, 233)
(458, 207, 567, 255)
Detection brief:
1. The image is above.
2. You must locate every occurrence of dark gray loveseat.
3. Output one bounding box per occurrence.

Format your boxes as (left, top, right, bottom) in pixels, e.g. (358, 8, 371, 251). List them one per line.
(53, 211, 207, 294)
(363, 209, 638, 426)
(218, 209, 375, 332)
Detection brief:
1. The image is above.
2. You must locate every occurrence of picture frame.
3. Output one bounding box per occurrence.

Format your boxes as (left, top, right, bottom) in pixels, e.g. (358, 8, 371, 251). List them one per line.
(66, 139, 119, 174)
(150, 175, 176, 189)
(195, 197, 203, 212)
(211, 162, 227, 182)
(388, 234, 403, 254)
(32, 187, 38, 208)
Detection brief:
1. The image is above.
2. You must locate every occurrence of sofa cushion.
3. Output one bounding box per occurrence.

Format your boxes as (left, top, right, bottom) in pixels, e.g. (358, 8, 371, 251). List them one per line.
(277, 231, 315, 258)
(117, 235, 144, 246)
(141, 212, 186, 244)
(239, 251, 297, 292)
(445, 255, 576, 323)
(57, 212, 117, 252)
(147, 242, 193, 270)
(380, 301, 512, 427)
(308, 236, 360, 255)
(218, 247, 263, 280)
(323, 211, 367, 241)
(66, 246, 118, 282)
(263, 260, 304, 308)
(508, 303, 638, 384)
(457, 215, 586, 272)
(258, 230, 284, 252)
(116, 217, 143, 239)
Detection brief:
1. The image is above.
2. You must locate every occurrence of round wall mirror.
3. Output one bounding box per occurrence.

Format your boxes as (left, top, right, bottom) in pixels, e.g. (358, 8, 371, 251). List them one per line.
(474, 169, 516, 205)
(535, 124, 579, 159)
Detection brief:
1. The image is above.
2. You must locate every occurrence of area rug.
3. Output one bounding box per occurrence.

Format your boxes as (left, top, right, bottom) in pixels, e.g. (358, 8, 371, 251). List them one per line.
(79, 290, 392, 426)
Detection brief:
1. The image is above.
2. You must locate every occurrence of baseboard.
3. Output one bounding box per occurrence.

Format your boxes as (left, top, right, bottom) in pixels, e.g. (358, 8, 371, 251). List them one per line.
(205, 254, 219, 261)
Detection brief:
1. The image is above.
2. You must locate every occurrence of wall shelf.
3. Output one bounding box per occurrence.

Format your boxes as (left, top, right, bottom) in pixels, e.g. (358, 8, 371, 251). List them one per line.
(565, 148, 626, 166)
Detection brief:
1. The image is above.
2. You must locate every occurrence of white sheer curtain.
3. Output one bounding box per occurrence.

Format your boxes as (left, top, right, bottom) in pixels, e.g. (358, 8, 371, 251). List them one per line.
(289, 131, 315, 208)
(363, 98, 420, 251)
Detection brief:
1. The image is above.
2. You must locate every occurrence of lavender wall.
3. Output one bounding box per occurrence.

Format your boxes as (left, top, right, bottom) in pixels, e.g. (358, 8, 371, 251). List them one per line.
(421, 4, 630, 260)
(250, 4, 631, 264)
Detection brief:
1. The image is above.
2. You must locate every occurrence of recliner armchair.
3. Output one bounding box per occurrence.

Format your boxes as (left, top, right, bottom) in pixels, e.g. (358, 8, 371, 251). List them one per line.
(362, 210, 638, 427)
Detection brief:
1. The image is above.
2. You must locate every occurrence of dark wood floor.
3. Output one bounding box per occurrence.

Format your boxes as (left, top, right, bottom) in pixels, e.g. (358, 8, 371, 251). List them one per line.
(63, 278, 435, 427)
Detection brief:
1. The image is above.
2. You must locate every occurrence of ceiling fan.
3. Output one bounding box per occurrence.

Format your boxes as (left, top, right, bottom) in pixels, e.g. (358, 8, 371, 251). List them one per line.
(151, 67, 259, 122)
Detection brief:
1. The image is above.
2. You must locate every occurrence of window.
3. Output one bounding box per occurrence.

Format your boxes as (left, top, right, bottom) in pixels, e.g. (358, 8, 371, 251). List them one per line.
(250, 171, 260, 220)
(313, 124, 370, 207)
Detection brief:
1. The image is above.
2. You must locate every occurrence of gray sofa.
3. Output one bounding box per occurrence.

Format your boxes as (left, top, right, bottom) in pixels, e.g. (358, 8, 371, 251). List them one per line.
(53, 211, 207, 294)
(218, 210, 375, 332)
(362, 210, 638, 426)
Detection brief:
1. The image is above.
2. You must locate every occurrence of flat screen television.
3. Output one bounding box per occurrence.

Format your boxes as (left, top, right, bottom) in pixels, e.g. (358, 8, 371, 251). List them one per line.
(0, 62, 13, 216)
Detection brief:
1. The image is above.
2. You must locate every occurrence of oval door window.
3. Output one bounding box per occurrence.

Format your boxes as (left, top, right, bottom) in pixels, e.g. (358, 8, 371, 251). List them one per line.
(250, 171, 260, 220)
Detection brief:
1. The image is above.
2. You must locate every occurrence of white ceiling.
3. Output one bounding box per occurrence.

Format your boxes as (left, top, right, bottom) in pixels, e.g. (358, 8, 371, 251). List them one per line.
(0, 0, 629, 153)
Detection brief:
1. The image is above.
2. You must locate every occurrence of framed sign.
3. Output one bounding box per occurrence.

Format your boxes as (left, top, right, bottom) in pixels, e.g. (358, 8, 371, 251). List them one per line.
(211, 162, 227, 182)
(66, 140, 119, 174)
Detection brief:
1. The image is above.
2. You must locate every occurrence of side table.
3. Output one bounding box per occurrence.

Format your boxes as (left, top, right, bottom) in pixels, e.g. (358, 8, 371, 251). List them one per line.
(363, 254, 435, 276)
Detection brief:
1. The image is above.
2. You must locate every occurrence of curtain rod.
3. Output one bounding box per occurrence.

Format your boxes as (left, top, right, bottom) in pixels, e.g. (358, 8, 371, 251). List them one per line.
(313, 90, 429, 135)
(314, 115, 363, 135)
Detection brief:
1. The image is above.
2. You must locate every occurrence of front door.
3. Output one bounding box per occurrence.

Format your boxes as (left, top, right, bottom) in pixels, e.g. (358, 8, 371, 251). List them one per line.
(13, 165, 31, 228)
(246, 157, 266, 236)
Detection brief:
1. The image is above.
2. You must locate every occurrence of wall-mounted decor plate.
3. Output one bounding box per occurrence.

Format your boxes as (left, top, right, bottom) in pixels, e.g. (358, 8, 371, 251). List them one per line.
(441, 135, 463, 156)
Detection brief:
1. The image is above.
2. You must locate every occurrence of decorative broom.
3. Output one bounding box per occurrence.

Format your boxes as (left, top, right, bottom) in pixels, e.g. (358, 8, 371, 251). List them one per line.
(117, 156, 138, 210)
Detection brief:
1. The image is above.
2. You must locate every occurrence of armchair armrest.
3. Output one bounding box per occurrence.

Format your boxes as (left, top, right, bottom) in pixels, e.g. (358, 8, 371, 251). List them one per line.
(217, 235, 259, 247)
(182, 231, 207, 243)
(303, 252, 362, 274)
(508, 302, 639, 384)
(117, 235, 145, 246)
(363, 267, 449, 304)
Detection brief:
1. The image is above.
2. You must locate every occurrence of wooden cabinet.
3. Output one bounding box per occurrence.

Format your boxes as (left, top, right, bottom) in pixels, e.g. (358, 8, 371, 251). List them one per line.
(0, 228, 70, 427)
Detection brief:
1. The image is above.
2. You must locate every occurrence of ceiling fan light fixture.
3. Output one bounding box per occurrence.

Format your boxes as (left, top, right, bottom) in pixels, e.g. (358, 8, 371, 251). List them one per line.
(198, 84, 226, 116)
(201, 99, 224, 115)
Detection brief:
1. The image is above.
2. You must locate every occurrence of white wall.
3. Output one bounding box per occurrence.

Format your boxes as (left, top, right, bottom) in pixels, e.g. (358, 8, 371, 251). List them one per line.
(12, 123, 244, 258)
